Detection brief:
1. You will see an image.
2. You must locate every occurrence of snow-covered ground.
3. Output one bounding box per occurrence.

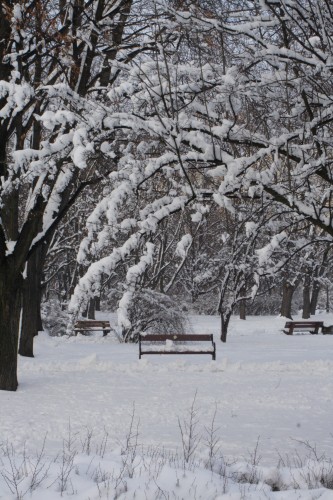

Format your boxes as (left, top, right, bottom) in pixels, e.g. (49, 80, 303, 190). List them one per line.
(1, 313, 333, 499)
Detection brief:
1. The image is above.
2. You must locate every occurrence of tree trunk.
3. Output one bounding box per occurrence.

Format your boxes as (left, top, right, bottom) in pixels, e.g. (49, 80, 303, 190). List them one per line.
(94, 296, 100, 311)
(220, 310, 231, 343)
(302, 273, 311, 319)
(310, 282, 320, 315)
(239, 296, 246, 320)
(19, 246, 46, 357)
(87, 298, 95, 319)
(0, 266, 22, 391)
(280, 282, 295, 319)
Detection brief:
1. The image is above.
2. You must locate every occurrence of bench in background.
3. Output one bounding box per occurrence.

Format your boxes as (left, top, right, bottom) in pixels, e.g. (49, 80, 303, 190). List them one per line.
(139, 334, 216, 360)
(74, 320, 111, 337)
(283, 321, 324, 335)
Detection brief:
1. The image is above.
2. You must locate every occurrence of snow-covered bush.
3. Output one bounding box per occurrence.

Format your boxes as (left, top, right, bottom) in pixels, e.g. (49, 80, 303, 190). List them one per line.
(121, 289, 188, 343)
(41, 300, 69, 337)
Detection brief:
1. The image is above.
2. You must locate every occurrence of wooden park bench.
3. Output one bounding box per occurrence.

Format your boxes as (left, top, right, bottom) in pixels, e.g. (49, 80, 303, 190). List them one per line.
(74, 320, 111, 337)
(283, 321, 324, 335)
(139, 334, 216, 360)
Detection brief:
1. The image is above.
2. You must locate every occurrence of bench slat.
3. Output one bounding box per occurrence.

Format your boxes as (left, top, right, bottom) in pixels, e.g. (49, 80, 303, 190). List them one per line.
(75, 321, 110, 326)
(284, 322, 323, 327)
(140, 350, 214, 355)
(74, 320, 110, 336)
(140, 334, 213, 341)
(139, 333, 216, 360)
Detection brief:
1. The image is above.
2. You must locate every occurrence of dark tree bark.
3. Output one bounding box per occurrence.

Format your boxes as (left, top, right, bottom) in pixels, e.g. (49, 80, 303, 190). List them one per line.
(302, 273, 311, 319)
(0, 265, 22, 391)
(19, 246, 45, 357)
(310, 282, 320, 315)
(94, 296, 101, 311)
(220, 310, 231, 343)
(239, 300, 246, 320)
(280, 281, 296, 319)
(87, 298, 95, 319)
(82, 304, 88, 318)
(0, 194, 46, 389)
(239, 286, 246, 320)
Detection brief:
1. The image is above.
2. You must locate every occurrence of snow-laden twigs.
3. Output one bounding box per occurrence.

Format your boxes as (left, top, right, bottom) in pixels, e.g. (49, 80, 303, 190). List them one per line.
(1, 407, 332, 499)
(178, 390, 201, 466)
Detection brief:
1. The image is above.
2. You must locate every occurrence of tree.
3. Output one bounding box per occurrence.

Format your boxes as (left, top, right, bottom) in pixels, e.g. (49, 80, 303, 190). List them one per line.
(174, 0, 333, 237)
(0, 0, 156, 389)
(69, 0, 333, 344)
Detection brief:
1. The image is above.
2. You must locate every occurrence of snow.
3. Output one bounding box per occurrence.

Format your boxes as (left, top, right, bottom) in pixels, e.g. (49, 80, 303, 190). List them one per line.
(117, 243, 155, 332)
(175, 234, 192, 258)
(256, 232, 287, 267)
(1, 313, 333, 498)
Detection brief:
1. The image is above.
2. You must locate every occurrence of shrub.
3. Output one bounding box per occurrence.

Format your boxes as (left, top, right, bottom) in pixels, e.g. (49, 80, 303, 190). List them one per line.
(122, 289, 188, 342)
(41, 299, 69, 337)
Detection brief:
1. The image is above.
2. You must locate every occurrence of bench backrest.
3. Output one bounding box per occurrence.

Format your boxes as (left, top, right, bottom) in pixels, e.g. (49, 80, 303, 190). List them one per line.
(75, 321, 110, 327)
(140, 334, 213, 342)
(285, 321, 323, 327)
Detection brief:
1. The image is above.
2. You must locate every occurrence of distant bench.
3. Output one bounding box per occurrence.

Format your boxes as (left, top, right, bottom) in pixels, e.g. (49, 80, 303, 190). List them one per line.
(74, 320, 111, 337)
(283, 321, 324, 335)
(139, 334, 216, 360)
